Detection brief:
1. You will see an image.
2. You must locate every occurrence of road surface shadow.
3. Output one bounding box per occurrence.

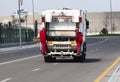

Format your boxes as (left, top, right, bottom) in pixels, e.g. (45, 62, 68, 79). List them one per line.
(84, 58, 101, 63)
(48, 58, 101, 63)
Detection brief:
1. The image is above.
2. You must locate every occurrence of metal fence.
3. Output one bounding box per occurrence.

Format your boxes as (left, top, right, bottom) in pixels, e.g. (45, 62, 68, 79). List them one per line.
(0, 28, 34, 44)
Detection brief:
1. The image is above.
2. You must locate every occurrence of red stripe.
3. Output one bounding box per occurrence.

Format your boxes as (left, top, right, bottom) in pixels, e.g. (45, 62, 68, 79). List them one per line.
(52, 16, 72, 18)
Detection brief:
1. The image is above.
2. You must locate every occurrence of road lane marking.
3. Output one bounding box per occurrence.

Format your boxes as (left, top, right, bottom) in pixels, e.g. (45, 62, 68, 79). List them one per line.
(0, 55, 41, 66)
(88, 38, 108, 46)
(9, 54, 14, 56)
(94, 56, 120, 82)
(32, 68, 40, 71)
(96, 49, 98, 51)
(53, 63, 58, 65)
(0, 78, 12, 82)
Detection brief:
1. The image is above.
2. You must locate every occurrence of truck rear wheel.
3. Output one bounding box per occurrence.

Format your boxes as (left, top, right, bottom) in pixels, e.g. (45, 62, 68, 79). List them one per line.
(80, 43, 87, 62)
(80, 48, 86, 62)
(80, 52, 86, 62)
(44, 56, 56, 62)
(44, 56, 50, 62)
(73, 54, 86, 62)
(73, 56, 81, 62)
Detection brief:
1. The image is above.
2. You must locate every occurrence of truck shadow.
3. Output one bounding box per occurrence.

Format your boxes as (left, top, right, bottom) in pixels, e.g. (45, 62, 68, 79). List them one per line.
(51, 58, 101, 63)
(84, 58, 101, 63)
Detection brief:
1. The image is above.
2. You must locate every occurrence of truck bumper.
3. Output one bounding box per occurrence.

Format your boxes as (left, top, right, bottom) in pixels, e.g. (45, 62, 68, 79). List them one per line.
(46, 51, 78, 58)
(46, 41, 82, 58)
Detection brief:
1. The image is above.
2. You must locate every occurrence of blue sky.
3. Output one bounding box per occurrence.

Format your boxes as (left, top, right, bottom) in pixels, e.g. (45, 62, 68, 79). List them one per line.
(0, 0, 120, 15)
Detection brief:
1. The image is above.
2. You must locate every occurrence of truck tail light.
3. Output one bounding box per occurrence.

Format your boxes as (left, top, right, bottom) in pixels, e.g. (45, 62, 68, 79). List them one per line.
(71, 41, 76, 45)
(79, 17, 82, 23)
(42, 17, 45, 22)
(47, 41, 53, 44)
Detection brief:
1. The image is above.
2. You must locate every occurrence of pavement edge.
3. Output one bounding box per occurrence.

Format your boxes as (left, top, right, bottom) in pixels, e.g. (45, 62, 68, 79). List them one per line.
(94, 56, 120, 82)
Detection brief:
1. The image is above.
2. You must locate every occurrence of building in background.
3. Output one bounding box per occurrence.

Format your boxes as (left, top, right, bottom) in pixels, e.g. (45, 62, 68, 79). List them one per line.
(87, 12, 120, 34)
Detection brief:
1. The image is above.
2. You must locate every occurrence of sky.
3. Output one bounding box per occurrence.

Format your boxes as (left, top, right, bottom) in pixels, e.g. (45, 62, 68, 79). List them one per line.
(0, 0, 120, 16)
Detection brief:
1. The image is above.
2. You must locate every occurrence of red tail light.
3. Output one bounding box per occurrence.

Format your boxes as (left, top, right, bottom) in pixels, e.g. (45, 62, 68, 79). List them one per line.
(79, 17, 82, 23)
(42, 17, 45, 22)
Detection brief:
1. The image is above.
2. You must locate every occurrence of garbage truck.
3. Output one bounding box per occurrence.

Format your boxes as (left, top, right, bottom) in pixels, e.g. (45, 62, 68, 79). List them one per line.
(40, 8, 89, 62)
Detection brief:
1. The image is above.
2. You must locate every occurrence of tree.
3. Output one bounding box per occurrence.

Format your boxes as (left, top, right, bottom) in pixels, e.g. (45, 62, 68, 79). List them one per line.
(8, 21, 12, 27)
(100, 27, 108, 35)
(0, 22, 3, 27)
(111, 20, 116, 32)
(20, 18, 25, 23)
(11, 15, 18, 28)
(11, 15, 15, 28)
(103, 12, 109, 28)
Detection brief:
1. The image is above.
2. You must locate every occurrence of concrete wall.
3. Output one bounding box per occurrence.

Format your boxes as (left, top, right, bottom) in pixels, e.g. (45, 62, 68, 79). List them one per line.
(87, 12, 120, 33)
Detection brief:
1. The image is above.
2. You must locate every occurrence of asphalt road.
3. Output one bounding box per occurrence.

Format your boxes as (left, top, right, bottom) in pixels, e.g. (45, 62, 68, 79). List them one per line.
(0, 37, 120, 82)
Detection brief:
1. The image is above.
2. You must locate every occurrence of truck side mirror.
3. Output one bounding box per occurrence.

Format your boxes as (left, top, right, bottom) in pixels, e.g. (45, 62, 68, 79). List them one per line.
(86, 19, 89, 29)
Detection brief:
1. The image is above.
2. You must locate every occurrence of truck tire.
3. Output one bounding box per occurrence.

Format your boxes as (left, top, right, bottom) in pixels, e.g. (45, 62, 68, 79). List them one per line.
(83, 42, 86, 52)
(80, 52, 86, 62)
(44, 56, 50, 62)
(73, 56, 80, 62)
(80, 42, 87, 62)
(74, 54, 85, 62)
(44, 56, 56, 62)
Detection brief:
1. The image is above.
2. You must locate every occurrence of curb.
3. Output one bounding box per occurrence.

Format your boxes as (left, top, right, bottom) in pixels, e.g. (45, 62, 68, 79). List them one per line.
(0, 43, 40, 52)
(94, 57, 120, 82)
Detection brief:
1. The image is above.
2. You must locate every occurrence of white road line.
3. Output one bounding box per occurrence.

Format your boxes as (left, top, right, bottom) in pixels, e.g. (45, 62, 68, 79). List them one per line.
(53, 63, 58, 65)
(88, 38, 108, 46)
(0, 55, 41, 66)
(96, 49, 98, 51)
(0, 78, 12, 82)
(9, 54, 14, 56)
(32, 68, 40, 71)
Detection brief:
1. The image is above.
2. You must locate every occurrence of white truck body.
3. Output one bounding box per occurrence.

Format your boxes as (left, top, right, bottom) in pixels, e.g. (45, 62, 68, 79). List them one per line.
(41, 9, 89, 62)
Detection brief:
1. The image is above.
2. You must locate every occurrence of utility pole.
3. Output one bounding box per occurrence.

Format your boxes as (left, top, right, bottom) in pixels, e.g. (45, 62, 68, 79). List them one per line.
(18, 0, 23, 47)
(32, 0, 35, 38)
(18, 0, 22, 47)
(110, 0, 113, 34)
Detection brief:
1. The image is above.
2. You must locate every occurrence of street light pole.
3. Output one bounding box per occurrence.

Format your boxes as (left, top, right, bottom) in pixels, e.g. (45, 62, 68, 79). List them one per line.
(18, 0, 22, 47)
(110, 0, 113, 34)
(32, 0, 35, 38)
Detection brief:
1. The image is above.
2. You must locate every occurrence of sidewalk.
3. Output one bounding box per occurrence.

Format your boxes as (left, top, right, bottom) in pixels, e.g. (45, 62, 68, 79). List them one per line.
(101, 57, 120, 82)
(0, 43, 40, 52)
(108, 64, 120, 82)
